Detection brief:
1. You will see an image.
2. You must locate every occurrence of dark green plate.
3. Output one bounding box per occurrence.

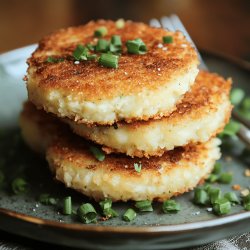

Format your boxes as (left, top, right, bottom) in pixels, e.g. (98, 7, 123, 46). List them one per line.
(0, 45, 249, 250)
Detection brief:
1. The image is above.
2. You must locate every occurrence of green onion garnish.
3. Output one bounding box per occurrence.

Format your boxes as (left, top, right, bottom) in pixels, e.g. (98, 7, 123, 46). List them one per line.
(103, 208, 119, 218)
(203, 184, 211, 192)
(230, 88, 245, 106)
(224, 192, 240, 204)
(73, 44, 89, 61)
(218, 172, 233, 184)
(208, 188, 222, 204)
(193, 188, 209, 205)
(98, 53, 119, 69)
(241, 97, 250, 110)
(11, 177, 29, 195)
(116, 19, 125, 29)
(94, 27, 108, 37)
(95, 39, 110, 52)
(89, 146, 105, 161)
(110, 35, 122, 53)
(163, 36, 173, 44)
(46, 56, 64, 63)
(86, 43, 95, 51)
(219, 120, 240, 137)
(212, 162, 222, 174)
(244, 203, 250, 211)
(123, 208, 136, 222)
(77, 203, 97, 224)
(126, 38, 147, 55)
(134, 162, 142, 173)
(86, 54, 97, 60)
(63, 196, 72, 215)
(162, 199, 181, 213)
(135, 200, 153, 212)
(242, 194, 250, 204)
(39, 193, 58, 205)
(213, 198, 231, 215)
(99, 198, 112, 210)
(206, 174, 219, 183)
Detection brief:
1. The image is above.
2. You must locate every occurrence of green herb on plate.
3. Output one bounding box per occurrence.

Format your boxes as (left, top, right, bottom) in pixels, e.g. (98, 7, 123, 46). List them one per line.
(94, 26, 108, 37)
(162, 36, 173, 44)
(77, 203, 97, 224)
(162, 199, 181, 213)
(62, 196, 72, 215)
(89, 146, 105, 161)
(98, 53, 119, 69)
(11, 177, 29, 195)
(126, 38, 147, 55)
(123, 208, 136, 222)
(135, 200, 153, 212)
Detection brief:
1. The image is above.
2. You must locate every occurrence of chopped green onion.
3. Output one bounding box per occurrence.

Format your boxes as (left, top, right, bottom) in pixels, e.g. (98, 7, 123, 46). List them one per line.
(218, 172, 233, 184)
(213, 162, 222, 174)
(110, 35, 122, 53)
(94, 26, 108, 37)
(95, 39, 110, 52)
(219, 120, 240, 137)
(242, 194, 250, 204)
(77, 203, 97, 224)
(206, 174, 219, 183)
(224, 192, 240, 204)
(11, 177, 29, 195)
(103, 208, 119, 218)
(123, 208, 136, 222)
(63, 196, 72, 215)
(203, 184, 211, 192)
(162, 199, 181, 213)
(162, 36, 173, 44)
(241, 97, 250, 110)
(244, 203, 250, 211)
(99, 198, 112, 211)
(193, 188, 209, 205)
(86, 54, 97, 60)
(116, 19, 125, 29)
(39, 193, 58, 205)
(230, 88, 245, 106)
(134, 162, 142, 173)
(135, 200, 153, 212)
(73, 44, 89, 60)
(46, 56, 64, 63)
(126, 38, 147, 55)
(98, 53, 119, 69)
(89, 146, 105, 161)
(208, 188, 222, 204)
(213, 198, 231, 215)
(86, 43, 95, 51)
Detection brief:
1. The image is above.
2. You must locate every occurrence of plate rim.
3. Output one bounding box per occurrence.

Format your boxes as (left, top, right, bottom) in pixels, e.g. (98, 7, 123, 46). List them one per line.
(0, 45, 250, 236)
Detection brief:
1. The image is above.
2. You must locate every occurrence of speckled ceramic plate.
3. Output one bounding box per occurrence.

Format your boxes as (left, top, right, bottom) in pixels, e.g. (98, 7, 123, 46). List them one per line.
(0, 45, 249, 250)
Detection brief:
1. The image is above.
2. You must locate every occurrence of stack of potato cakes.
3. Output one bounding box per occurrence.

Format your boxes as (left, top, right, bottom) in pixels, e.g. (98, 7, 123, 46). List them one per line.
(20, 20, 232, 201)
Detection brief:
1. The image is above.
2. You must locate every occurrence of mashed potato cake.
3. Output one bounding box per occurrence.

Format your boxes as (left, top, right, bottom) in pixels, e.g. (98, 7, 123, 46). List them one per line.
(20, 102, 221, 201)
(26, 20, 199, 125)
(66, 71, 232, 157)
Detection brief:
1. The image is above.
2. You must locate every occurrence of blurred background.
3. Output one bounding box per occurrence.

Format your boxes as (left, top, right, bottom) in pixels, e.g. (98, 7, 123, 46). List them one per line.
(0, 0, 249, 62)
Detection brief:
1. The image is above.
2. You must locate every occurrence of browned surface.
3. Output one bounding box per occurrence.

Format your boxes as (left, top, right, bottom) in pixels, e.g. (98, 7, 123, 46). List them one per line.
(27, 20, 197, 101)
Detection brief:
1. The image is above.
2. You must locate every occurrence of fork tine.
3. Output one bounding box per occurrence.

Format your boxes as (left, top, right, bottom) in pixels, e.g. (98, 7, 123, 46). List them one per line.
(149, 19, 161, 28)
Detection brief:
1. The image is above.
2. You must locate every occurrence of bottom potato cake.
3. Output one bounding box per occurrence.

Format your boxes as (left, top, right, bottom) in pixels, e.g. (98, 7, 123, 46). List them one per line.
(20, 102, 221, 201)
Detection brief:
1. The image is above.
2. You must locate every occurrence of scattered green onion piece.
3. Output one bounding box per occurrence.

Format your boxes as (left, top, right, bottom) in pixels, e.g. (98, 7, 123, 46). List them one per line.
(103, 208, 119, 218)
(86, 54, 97, 60)
(241, 97, 250, 110)
(11, 177, 29, 195)
(98, 53, 119, 69)
(63, 196, 72, 215)
(99, 198, 112, 211)
(39, 193, 58, 205)
(209, 188, 222, 204)
(206, 174, 219, 183)
(135, 200, 153, 212)
(219, 120, 240, 137)
(46, 56, 64, 63)
(73, 44, 89, 60)
(224, 192, 240, 204)
(95, 39, 110, 52)
(77, 203, 97, 224)
(230, 88, 245, 106)
(116, 19, 125, 29)
(213, 198, 231, 215)
(86, 43, 95, 51)
(162, 36, 173, 44)
(110, 35, 122, 53)
(134, 163, 142, 173)
(242, 194, 250, 204)
(193, 188, 209, 205)
(126, 38, 147, 55)
(218, 172, 233, 184)
(203, 184, 211, 192)
(89, 146, 105, 161)
(162, 199, 181, 213)
(94, 26, 108, 37)
(244, 203, 250, 211)
(213, 162, 222, 174)
(123, 208, 136, 222)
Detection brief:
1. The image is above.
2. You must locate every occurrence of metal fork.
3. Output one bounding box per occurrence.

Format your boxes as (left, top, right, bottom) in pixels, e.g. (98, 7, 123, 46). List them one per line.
(150, 15, 250, 147)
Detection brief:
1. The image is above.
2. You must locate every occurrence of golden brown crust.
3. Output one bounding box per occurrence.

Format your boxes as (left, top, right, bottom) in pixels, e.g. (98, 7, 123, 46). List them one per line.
(27, 20, 198, 102)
